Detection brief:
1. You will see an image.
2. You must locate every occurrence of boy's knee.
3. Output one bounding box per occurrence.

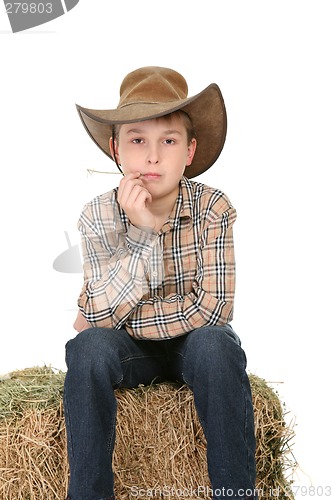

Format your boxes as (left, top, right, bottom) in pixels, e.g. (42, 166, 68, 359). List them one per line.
(65, 328, 125, 386)
(65, 328, 116, 367)
(187, 325, 241, 356)
(183, 325, 246, 379)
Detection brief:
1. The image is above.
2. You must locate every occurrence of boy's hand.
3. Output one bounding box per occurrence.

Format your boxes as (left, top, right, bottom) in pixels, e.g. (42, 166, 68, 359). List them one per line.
(117, 172, 156, 231)
(73, 310, 90, 332)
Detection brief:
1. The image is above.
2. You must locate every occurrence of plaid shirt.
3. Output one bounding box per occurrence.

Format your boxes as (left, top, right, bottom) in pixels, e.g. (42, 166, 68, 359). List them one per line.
(78, 177, 236, 339)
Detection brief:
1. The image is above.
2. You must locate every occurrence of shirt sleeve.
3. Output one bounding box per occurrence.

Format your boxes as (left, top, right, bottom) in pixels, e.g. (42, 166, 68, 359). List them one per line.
(77, 202, 159, 328)
(124, 204, 237, 339)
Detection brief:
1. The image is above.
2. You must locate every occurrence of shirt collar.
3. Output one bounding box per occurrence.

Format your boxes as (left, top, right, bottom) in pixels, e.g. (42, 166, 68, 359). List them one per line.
(165, 176, 193, 231)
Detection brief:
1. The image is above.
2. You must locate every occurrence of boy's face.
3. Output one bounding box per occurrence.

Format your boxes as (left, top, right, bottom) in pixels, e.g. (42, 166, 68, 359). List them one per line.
(111, 115, 196, 200)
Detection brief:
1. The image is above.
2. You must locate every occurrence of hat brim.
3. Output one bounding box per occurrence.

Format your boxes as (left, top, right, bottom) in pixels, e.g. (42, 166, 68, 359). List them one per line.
(76, 83, 227, 179)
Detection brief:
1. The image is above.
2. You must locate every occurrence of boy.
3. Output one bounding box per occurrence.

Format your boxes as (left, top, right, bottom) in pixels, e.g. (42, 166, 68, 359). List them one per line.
(64, 66, 256, 500)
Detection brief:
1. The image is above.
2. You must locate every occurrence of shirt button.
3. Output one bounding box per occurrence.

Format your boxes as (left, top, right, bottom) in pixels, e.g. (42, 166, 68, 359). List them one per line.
(152, 271, 158, 277)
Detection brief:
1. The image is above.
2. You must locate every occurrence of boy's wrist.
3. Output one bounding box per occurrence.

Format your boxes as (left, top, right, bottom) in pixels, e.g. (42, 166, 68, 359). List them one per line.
(126, 224, 158, 255)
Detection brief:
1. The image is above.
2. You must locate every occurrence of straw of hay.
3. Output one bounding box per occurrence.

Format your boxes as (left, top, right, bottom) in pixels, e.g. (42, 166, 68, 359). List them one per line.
(0, 366, 296, 499)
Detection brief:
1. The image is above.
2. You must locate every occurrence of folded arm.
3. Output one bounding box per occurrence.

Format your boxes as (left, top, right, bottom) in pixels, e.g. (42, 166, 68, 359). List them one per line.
(77, 202, 159, 329)
(124, 206, 236, 338)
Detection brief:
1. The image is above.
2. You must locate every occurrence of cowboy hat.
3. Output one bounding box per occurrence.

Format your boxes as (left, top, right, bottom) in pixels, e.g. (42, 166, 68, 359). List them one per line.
(76, 66, 227, 178)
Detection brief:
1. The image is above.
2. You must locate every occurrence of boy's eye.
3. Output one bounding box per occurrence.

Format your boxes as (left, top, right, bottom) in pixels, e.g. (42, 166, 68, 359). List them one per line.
(132, 138, 144, 144)
(164, 139, 175, 145)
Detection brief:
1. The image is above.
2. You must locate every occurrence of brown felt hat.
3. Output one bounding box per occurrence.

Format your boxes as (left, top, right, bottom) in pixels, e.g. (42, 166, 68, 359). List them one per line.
(76, 66, 227, 178)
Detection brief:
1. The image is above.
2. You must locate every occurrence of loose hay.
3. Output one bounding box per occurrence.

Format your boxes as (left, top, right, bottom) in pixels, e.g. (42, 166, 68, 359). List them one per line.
(0, 366, 296, 499)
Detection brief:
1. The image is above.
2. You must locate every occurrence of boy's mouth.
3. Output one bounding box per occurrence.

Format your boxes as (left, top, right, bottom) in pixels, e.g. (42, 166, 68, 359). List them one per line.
(141, 173, 161, 180)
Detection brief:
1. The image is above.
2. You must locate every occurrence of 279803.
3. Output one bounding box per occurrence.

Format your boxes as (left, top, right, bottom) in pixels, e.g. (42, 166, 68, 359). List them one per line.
(284, 484, 332, 497)
(5, 3, 53, 14)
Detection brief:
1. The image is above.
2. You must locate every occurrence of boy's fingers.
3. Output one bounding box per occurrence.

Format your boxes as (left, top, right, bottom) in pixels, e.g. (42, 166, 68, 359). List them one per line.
(118, 174, 142, 198)
(117, 171, 154, 228)
(134, 188, 152, 206)
(118, 172, 141, 189)
(119, 171, 141, 185)
(121, 184, 151, 210)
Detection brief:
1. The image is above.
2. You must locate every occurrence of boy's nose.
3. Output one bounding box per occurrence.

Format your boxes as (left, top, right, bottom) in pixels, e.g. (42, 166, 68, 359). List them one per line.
(147, 147, 159, 164)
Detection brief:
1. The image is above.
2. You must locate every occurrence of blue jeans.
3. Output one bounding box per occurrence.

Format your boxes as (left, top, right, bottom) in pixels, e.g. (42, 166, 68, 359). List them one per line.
(63, 325, 256, 500)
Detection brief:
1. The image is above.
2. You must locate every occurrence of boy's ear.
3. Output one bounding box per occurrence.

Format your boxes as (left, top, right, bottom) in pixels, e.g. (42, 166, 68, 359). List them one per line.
(109, 136, 119, 163)
(186, 138, 197, 167)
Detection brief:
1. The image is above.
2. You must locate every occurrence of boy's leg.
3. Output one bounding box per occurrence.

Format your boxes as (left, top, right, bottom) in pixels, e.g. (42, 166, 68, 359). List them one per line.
(170, 325, 257, 500)
(63, 327, 168, 500)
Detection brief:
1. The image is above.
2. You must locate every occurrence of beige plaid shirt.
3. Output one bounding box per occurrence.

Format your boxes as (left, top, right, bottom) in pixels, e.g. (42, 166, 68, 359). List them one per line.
(78, 177, 236, 339)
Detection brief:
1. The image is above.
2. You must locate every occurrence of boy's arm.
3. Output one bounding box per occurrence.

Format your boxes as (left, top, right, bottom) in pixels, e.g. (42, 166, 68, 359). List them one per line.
(124, 206, 236, 339)
(77, 202, 159, 328)
(73, 310, 90, 332)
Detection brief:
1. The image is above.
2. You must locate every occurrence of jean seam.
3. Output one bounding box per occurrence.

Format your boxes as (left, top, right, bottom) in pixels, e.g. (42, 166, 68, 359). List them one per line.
(241, 360, 256, 487)
(106, 411, 117, 454)
(173, 349, 208, 430)
(63, 389, 74, 461)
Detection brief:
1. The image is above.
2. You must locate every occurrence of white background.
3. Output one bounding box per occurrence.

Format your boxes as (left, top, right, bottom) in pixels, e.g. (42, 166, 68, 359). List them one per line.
(1, 1, 332, 497)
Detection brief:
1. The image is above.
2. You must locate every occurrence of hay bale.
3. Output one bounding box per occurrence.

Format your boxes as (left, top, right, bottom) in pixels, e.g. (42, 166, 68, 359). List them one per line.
(0, 366, 295, 499)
